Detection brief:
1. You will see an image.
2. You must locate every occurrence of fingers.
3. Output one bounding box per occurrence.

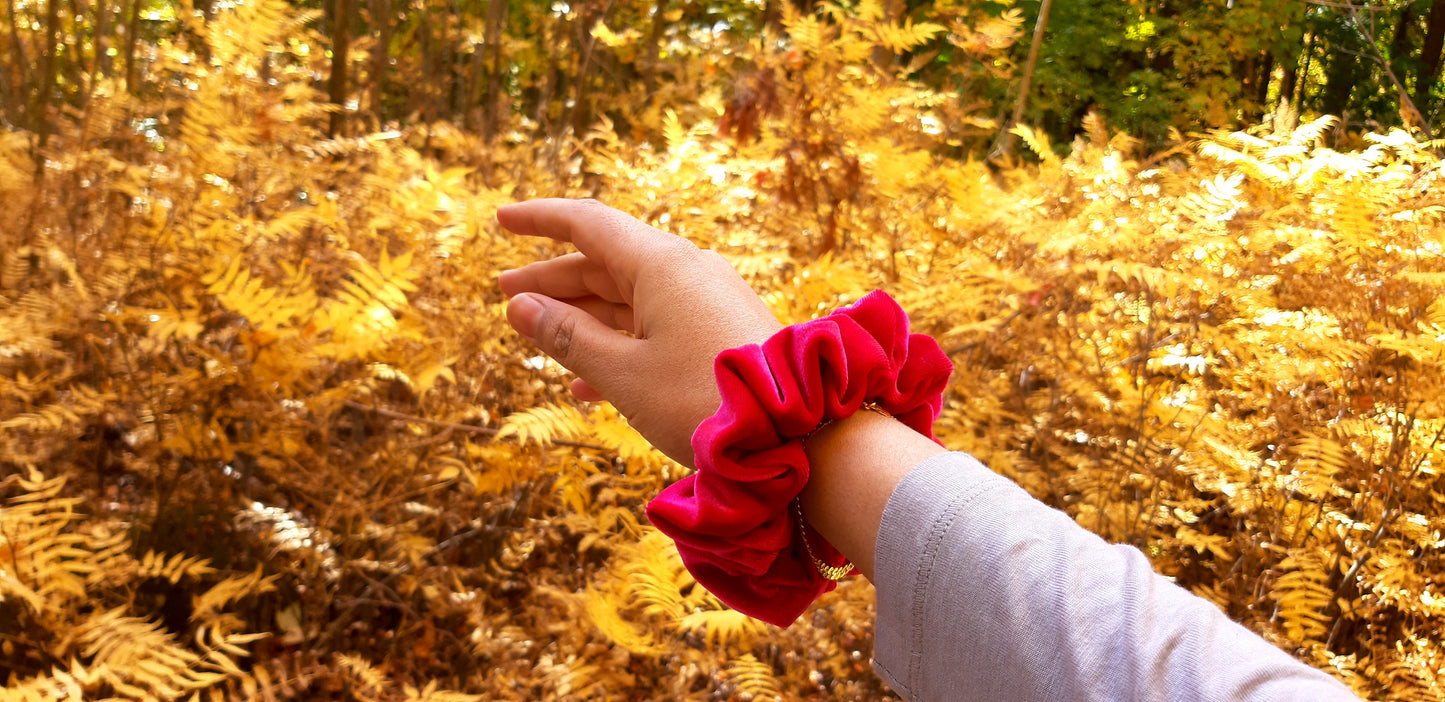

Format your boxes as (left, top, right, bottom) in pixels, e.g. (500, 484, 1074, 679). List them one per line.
(500, 252, 627, 304)
(569, 296, 637, 334)
(496, 199, 684, 287)
(570, 378, 604, 402)
(506, 292, 634, 396)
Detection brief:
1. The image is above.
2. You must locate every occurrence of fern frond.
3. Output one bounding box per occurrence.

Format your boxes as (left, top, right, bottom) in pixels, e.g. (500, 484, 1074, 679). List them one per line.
(1290, 115, 1338, 147)
(1271, 551, 1334, 644)
(494, 403, 591, 447)
(192, 566, 279, 623)
(1285, 434, 1352, 501)
(678, 609, 766, 651)
(135, 550, 217, 584)
(872, 20, 946, 54)
(584, 588, 663, 655)
(337, 654, 390, 701)
(725, 653, 781, 700)
(400, 681, 485, 702)
(75, 608, 238, 698)
(1011, 125, 1060, 167)
(587, 405, 664, 466)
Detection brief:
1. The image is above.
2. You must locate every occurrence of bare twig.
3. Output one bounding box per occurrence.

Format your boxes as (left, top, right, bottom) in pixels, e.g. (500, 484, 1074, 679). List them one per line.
(1339, 1, 1435, 139)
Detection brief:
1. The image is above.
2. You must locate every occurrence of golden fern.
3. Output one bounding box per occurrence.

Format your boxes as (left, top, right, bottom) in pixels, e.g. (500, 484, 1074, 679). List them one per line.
(1011, 125, 1060, 167)
(494, 403, 591, 447)
(1270, 551, 1334, 644)
(586, 404, 666, 468)
(0, 472, 268, 699)
(337, 654, 390, 701)
(0, 471, 91, 609)
(133, 550, 218, 584)
(678, 609, 767, 651)
(401, 681, 485, 702)
(4, 0, 1443, 696)
(583, 588, 664, 656)
(871, 20, 947, 54)
(192, 566, 280, 624)
(0, 383, 114, 433)
(725, 653, 781, 700)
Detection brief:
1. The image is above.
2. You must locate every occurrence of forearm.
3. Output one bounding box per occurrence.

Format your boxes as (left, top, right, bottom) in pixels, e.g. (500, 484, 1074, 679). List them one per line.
(802, 420, 1358, 701)
(869, 453, 1360, 700)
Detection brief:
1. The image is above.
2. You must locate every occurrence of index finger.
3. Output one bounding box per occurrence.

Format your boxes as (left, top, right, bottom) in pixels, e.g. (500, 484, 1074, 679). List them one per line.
(496, 199, 673, 282)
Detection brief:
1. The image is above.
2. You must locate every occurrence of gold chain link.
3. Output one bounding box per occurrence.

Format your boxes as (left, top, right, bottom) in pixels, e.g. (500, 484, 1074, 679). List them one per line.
(794, 499, 856, 580)
(795, 402, 895, 580)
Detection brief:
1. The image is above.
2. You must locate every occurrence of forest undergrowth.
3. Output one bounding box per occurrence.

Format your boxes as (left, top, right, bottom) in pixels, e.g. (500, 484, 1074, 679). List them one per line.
(2, 1, 1444, 700)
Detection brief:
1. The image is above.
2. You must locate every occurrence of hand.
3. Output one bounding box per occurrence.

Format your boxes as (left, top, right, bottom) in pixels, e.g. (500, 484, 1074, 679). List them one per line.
(497, 199, 783, 466)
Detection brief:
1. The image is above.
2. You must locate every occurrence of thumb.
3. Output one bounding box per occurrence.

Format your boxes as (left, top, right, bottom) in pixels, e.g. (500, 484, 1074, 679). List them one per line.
(506, 293, 633, 393)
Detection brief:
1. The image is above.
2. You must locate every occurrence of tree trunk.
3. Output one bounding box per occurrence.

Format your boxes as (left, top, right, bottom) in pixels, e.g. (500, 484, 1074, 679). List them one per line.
(34, 0, 60, 146)
(1000, 0, 1054, 156)
(369, 0, 391, 124)
(761, 0, 781, 28)
(1281, 48, 1300, 109)
(4, 0, 33, 127)
(64, 0, 86, 105)
(93, 0, 112, 79)
(1416, 0, 1445, 120)
(1281, 62, 1298, 108)
(452, 9, 466, 122)
(1320, 37, 1365, 118)
(416, 9, 433, 120)
(123, 0, 141, 93)
(465, 32, 482, 131)
(539, 14, 563, 138)
(482, 0, 508, 141)
(1390, 3, 1415, 92)
(640, 0, 668, 102)
(570, 1, 606, 137)
(1293, 30, 1316, 111)
(443, 0, 461, 120)
(193, 0, 214, 62)
(329, 0, 352, 137)
(1254, 52, 1274, 109)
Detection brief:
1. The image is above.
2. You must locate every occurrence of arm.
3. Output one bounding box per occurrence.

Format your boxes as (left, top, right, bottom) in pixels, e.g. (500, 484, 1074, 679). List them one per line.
(497, 199, 1359, 702)
(804, 415, 1358, 701)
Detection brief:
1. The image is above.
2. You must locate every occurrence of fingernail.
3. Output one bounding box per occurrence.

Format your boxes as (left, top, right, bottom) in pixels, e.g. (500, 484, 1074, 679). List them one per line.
(507, 293, 544, 340)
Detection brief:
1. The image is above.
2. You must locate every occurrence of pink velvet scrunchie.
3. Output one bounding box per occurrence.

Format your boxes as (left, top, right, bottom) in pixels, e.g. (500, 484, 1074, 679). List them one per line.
(645, 290, 953, 627)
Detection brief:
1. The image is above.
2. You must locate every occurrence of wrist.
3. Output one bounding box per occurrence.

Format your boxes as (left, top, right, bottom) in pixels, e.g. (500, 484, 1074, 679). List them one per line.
(646, 290, 953, 626)
(800, 411, 947, 580)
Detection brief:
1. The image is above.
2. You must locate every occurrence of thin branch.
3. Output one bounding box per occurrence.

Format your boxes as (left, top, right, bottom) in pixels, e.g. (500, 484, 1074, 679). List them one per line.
(1341, 1, 1435, 139)
(1303, 0, 1388, 10)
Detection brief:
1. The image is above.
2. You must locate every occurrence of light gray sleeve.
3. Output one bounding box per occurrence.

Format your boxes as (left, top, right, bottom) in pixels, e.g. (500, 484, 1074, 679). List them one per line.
(871, 452, 1360, 702)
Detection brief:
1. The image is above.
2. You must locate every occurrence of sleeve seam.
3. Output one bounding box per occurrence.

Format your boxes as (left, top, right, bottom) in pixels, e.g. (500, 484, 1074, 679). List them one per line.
(872, 658, 906, 699)
(903, 477, 1009, 695)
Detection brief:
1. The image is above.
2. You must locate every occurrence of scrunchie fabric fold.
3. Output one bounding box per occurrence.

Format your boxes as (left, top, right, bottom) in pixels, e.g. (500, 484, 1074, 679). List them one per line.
(645, 290, 953, 626)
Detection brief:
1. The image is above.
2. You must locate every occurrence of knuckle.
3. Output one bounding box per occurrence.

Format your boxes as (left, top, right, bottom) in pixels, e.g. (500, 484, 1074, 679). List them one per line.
(659, 235, 700, 261)
(549, 311, 578, 363)
(652, 245, 692, 273)
(575, 198, 608, 213)
(698, 249, 732, 270)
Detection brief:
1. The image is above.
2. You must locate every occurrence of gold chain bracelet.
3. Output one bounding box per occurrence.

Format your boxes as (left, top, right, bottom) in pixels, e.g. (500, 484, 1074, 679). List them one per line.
(795, 402, 895, 580)
(802, 401, 893, 444)
(794, 499, 856, 580)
